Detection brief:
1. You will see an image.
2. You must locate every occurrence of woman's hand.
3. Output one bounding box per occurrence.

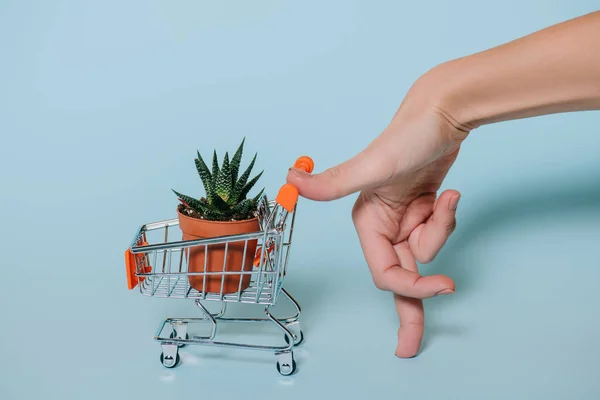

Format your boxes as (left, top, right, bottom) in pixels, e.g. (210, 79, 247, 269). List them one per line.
(287, 92, 469, 357)
(287, 10, 600, 357)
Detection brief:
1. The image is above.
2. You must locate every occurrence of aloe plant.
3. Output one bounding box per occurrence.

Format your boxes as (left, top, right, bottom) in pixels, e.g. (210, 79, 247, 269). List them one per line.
(173, 138, 264, 221)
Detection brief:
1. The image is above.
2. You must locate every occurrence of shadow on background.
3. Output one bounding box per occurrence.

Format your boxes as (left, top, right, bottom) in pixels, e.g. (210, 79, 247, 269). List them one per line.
(420, 176, 600, 347)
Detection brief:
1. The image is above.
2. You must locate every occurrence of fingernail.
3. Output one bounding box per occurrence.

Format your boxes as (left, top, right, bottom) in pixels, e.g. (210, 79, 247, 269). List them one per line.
(436, 288, 455, 296)
(449, 195, 460, 211)
(290, 167, 309, 178)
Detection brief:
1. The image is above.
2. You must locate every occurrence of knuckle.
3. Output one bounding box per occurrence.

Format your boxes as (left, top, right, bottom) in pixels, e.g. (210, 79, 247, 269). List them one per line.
(372, 274, 388, 291)
(402, 318, 425, 328)
(350, 196, 364, 223)
(418, 254, 434, 264)
(351, 203, 359, 223)
(314, 166, 344, 200)
(448, 218, 457, 232)
(325, 166, 342, 180)
(415, 246, 438, 263)
(351, 212, 359, 226)
(444, 217, 456, 232)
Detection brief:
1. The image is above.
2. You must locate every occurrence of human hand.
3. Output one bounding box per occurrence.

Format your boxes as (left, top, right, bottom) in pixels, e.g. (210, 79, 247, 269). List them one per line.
(286, 87, 470, 357)
(286, 10, 600, 358)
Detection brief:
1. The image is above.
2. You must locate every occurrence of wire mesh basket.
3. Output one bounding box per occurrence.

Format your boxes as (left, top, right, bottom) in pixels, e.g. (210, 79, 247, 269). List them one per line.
(124, 156, 314, 376)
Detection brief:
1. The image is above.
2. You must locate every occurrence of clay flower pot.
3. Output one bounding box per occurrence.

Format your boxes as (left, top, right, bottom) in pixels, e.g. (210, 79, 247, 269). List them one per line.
(177, 208, 260, 294)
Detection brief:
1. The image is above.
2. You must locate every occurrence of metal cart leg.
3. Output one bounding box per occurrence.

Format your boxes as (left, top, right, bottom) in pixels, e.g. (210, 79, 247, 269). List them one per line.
(169, 320, 189, 347)
(213, 302, 227, 318)
(153, 289, 304, 374)
(265, 306, 298, 375)
(194, 298, 218, 340)
(280, 288, 304, 346)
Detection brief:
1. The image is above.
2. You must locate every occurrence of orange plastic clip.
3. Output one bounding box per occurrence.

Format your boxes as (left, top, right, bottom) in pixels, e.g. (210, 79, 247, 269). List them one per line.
(276, 156, 314, 212)
(253, 242, 275, 267)
(125, 240, 151, 290)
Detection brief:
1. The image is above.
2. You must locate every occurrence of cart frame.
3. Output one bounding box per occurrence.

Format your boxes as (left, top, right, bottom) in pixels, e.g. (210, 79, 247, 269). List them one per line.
(125, 156, 313, 376)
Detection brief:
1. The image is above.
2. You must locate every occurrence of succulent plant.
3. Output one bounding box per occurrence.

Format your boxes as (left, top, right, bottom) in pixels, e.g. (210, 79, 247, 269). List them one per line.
(173, 138, 264, 221)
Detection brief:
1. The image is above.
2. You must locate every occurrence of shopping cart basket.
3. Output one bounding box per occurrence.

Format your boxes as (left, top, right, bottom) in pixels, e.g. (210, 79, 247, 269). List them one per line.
(124, 156, 314, 376)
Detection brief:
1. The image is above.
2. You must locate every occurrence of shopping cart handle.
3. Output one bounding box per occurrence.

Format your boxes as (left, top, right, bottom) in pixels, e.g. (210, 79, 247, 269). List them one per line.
(276, 156, 314, 212)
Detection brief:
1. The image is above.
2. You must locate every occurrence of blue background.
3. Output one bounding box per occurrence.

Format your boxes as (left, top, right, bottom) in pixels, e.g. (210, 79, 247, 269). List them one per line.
(1, 1, 600, 399)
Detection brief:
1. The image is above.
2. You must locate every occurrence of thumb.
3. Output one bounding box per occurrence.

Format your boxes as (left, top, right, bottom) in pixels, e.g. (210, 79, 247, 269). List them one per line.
(286, 148, 392, 201)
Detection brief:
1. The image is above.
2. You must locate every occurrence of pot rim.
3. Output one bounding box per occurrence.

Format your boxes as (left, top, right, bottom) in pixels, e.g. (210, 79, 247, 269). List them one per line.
(176, 206, 259, 225)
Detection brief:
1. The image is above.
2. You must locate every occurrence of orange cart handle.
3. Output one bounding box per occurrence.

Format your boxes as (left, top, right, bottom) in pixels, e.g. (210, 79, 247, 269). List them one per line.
(275, 156, 314, 212)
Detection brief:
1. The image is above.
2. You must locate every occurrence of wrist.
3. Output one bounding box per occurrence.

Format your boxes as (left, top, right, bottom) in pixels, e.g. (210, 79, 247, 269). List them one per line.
(413, 59, 484, 131)
(401, 61, 477, 134)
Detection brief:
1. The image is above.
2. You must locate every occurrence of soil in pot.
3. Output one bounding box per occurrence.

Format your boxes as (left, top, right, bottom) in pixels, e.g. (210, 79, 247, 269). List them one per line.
(177, 206, 260, 294)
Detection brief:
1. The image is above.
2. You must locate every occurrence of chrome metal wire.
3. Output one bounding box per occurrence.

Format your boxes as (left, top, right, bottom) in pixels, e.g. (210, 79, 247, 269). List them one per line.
(128, 195, 304, 374)
(129, 197, 293, 305)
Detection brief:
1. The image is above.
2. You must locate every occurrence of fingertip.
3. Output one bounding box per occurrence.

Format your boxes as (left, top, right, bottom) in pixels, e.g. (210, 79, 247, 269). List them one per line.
(447, 191, 461, 212)
(402, 274, 454, 299)
(440, 189, 461, 198)
(438, 274, 456, 292)
(395, 327, 423, 358)
(424, 274, 455, 298)
(286, 167, 323, 200)
(395, 346, 420, 358)
(436, 189, 460, 210)
(286, 166, 350, 201)
(285, 167, 306, 186)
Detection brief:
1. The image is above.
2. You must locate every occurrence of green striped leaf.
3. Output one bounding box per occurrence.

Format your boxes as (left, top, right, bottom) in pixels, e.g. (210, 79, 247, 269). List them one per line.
(252, 188, 264, 204)
(215, 152, 232, 201)
(230, 138, 245, 189)
(231, 198, 255, 216)
(211, 190, 231, 212)
(237, 171, 263, 202)
(172, 190, 208, 213)
(211, 150, 220, 187)
(195, 152, 214, 202)
(232, 153, 256, 201)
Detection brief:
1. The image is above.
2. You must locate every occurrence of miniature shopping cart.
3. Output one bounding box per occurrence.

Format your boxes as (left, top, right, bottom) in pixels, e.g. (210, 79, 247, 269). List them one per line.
(124, 156, 314, 376)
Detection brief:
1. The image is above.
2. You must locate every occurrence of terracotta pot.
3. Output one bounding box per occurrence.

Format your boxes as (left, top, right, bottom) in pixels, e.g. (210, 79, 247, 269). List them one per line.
(177, 208, 260, 294)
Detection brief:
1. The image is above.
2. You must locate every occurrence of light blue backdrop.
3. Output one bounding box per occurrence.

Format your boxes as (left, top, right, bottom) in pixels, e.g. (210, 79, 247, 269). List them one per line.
(1, 1, 599, 399)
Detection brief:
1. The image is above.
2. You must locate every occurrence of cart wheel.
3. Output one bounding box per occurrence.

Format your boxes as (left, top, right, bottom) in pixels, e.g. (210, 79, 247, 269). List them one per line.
(170, 331, 190, 348)
(160, 352, 180, 368)
(284, 331, 304, 346)
(276, 358, 297, 376)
